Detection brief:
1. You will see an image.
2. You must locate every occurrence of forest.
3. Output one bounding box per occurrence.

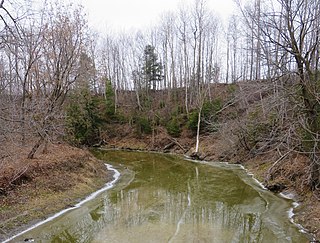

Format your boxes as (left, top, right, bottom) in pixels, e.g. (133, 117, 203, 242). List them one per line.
(0, 0, 320, 239)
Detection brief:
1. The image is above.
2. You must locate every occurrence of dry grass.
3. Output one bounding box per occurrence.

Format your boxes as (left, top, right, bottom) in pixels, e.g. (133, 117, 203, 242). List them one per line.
(0, 142, 111, 241)
(242, 152, 320, 239)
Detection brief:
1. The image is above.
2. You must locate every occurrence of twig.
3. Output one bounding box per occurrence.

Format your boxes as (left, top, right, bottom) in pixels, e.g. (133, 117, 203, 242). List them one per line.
(265, 150, 292, 183)
(9, 166, 29, 186)
(168, 137, 187, 153)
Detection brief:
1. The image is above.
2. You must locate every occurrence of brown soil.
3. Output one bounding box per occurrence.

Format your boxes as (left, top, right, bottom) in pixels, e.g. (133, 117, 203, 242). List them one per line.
(243, 153, 320, 240)
(0, 143, 112, 242)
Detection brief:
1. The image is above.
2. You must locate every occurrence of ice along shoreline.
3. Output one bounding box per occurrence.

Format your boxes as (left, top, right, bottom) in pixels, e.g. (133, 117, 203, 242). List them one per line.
(3, 164, 120, 243)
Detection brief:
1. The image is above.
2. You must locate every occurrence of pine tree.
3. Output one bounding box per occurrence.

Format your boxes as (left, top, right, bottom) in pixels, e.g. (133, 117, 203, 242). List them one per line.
(141, 44, 163, 92)
(105, 79, 115, 117)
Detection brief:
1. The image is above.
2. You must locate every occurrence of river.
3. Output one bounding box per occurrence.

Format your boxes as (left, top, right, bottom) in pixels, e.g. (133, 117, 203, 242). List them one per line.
(6, 150, 310, 242)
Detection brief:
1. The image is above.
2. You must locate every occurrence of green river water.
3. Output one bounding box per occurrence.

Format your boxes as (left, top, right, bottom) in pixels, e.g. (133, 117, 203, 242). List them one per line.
(8, 150, 310, 243)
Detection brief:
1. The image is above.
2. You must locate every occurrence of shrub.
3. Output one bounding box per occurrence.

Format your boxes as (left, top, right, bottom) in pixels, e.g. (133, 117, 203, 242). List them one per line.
(177, 105, 184, 114)
(187, 111, 199, 132)
(135, 116, 152, 136)
(105, 79, 115, 117)
(202, 99, 222, 122)
(114, 111, 128, 124)
(166, 118, 181, 137)
(66, 95, 100, 145)
(227, 84, 237, 94)
(66, 90, 107, 146)
(159, 101, 166, 109)
(235, 110, 279, 152)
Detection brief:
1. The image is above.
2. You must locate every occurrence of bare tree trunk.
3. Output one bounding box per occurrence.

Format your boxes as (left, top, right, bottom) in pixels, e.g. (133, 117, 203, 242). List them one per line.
(184, 38, 189, 115)
(28, 137, 44, 159)
(195, 108, 202, 153)
(185, 84, 189, 115)
(310, 151, 320, 190)
(255, 0, 261, 80)
(226, 38, 230, 83)
(135, 88, 142, 111)
(42, 140, 48, 154)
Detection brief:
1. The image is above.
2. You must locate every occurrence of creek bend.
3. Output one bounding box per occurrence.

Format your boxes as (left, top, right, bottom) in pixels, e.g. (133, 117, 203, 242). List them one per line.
(8, 150, 309, 242)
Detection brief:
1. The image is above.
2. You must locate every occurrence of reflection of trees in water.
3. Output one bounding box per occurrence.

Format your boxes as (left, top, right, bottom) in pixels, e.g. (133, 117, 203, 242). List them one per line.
(43, 183, 267, 243)
(96, 187, 264, 242)
(45, 211, 105, 242)
(43, 186, 264, 243)
(51, 229, 78, 242)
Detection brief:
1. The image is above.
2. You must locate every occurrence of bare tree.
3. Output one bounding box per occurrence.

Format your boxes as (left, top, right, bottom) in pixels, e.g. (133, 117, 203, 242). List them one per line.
(177, 5, 192, 114)
(27, 3, 87, 158)
(240, 0, 320, 189)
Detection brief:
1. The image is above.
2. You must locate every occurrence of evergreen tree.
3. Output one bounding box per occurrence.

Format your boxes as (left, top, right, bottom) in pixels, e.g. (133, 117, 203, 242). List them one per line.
(105, 79, 115, 117)
(141, 44, 163, 92)
(66, 88, 106, 146)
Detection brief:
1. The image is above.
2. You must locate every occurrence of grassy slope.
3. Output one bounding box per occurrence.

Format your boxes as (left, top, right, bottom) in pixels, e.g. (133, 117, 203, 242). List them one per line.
(0, 143, 111, 241)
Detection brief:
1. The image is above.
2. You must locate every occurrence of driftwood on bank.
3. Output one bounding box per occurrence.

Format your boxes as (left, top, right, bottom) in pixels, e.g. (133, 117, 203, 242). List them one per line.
(0, 165, 29, 195)
(163, 138, 187, 153)
(163, 142, 175, 150)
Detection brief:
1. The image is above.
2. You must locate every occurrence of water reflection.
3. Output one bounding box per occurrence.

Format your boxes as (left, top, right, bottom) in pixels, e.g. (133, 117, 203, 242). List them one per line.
(10, 150, 309, 243)
(91, 185, 266, 242)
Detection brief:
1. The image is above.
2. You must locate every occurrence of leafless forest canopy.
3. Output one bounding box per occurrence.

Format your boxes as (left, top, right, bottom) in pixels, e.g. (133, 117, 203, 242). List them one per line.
(0, 0, 320, 190)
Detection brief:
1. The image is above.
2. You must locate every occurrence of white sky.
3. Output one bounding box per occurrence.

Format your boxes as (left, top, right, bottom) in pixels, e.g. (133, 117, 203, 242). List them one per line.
(75, 0, 236, 33)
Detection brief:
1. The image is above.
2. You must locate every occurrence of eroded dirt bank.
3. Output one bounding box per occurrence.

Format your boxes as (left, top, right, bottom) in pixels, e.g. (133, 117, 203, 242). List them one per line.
(0, 143, 112, 242)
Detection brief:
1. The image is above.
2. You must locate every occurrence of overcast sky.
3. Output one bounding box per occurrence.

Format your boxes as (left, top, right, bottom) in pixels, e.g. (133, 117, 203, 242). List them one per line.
(74, 0, 236, 33)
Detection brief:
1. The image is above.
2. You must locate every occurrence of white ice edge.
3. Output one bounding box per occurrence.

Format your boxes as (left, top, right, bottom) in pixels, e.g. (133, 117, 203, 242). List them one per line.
(186, 157, 268, 190)
(3, 163, 120, 243)
(278, 193, 311, 236)
(234, 164, 268, 190)
(238, 163, 310, 237)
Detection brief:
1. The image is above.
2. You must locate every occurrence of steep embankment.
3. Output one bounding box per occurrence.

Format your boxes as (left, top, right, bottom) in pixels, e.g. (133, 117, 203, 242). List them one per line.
(0, 143, 112, 241)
